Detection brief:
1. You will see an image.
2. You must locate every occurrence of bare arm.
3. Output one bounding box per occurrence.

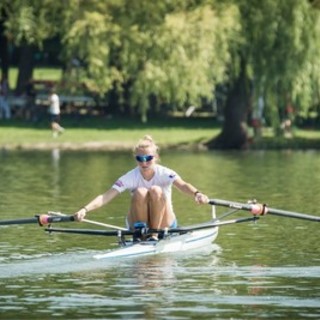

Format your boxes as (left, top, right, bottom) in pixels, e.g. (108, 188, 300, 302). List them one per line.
(74, 188, 120, 221)
(173, 178, 209, 204)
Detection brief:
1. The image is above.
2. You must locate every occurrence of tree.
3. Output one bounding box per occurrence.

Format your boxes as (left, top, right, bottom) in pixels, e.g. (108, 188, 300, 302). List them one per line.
(2, 0, 320, 151)
(61, 0, 240, 122)
(0, 8, 9, 78)
(207, 0, 320, 149)
(0, 0, 65, 92)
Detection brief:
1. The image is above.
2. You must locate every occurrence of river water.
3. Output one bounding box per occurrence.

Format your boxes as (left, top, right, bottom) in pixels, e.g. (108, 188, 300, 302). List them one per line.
(0, 149, 319, 319)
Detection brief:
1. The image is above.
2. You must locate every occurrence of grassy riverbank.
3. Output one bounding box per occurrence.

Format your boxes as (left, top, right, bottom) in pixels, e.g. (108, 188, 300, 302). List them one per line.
(0, 116, 219, 151)
(0, 116, 320, 151)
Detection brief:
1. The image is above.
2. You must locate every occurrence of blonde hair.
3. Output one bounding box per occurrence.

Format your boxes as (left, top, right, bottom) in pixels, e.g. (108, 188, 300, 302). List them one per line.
(133, 135, 159, 155)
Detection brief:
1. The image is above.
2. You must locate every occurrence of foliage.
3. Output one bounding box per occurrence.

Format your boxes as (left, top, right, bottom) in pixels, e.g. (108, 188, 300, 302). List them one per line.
(129, 4, 239, 120)
(0, 0, 62, 47)
(1, 0, 320, 132)
(59, 1, 240, 121)
(237, 0, 320, 128)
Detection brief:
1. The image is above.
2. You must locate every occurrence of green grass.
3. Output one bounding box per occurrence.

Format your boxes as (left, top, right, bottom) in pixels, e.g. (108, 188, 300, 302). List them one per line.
(0, 115, 220, 149)
(33, 68, 63, 81)
(252, 130, 320, 149)
(4, 68, 63, 89)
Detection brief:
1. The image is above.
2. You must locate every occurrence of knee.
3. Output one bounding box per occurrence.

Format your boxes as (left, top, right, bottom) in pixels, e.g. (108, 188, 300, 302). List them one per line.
(149, 186, 164, 201)
(133, 187, 149, 200)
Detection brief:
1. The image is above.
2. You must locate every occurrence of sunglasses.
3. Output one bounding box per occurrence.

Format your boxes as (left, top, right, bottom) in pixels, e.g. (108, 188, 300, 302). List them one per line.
(135, 155, 154, 162)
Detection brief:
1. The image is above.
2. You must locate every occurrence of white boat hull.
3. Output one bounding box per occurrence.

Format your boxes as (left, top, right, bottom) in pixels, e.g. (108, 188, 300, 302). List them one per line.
(93, 227, 219, 260)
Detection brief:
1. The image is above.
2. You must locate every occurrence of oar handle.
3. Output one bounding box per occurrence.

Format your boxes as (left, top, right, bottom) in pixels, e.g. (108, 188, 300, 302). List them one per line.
(209, 199, 320, 222)
(37, 214, 75, 226)
(208, 199, 267, 215)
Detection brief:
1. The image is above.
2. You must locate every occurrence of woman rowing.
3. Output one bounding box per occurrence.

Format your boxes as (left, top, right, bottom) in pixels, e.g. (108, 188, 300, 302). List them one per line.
(74, 135, 209, 241)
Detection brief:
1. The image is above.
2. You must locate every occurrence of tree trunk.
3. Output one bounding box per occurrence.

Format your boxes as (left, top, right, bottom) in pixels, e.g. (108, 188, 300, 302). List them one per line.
(0, 12, 9, 78)
(15, 44, 34, 95)
(206, 60, 251, 150)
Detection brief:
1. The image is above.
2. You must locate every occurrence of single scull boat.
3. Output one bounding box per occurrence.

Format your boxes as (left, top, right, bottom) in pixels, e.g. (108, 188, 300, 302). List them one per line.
(1, 198, 319, 260)
(50, 205, 221, 260)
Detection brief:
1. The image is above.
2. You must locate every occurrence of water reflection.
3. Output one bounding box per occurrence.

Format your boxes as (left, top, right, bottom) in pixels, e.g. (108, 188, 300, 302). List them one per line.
(1, 150, 320, 319)
(51, 148, 61, 200)
(51, 148, 60, 167)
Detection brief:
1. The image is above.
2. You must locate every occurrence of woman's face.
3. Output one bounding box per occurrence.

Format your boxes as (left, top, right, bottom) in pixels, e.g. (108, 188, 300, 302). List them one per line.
(135, 147, 157, 170)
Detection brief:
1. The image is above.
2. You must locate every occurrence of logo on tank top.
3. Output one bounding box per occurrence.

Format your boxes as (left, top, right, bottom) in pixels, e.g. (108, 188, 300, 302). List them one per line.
(115, 180, 124, 187)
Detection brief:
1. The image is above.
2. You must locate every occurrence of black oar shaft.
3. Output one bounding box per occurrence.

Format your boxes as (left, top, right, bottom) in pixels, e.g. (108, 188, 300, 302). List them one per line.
(46, 227, 133, 236)
(0, 214, 75, 226)
(0, 217, 38, 225)
(165, 216, 258, 233)
(209, 199, 320, 222)
(267, 207, 320, 221)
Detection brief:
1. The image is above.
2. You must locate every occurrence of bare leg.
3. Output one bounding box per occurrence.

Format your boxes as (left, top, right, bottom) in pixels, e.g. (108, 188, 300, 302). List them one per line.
(148, 186, 175, 229)
(128, 186, 175, 241)
(51, 122, 58, 137)
(127, 187, 149, 229)
(52, 121, 64, 133)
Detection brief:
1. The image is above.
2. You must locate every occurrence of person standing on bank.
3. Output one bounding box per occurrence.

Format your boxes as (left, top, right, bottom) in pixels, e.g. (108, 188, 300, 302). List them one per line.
(48, 88, 64, 137)
(0, 75, 11, 119)
(74, 135, 209, 241)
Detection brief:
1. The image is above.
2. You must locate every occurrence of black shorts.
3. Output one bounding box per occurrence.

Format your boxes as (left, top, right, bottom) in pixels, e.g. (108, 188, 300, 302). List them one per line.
(51, 114, 60, 123)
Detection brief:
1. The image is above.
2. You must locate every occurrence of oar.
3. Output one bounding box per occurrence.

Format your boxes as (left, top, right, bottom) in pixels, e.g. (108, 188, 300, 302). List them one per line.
(0, 214, 75, 226)
(48, 211, 127, 231)
(46, 216, 259, 237)
(45, 227, 133, 236)
(160, 216, 259, 233)
(209, 198, 320, 222)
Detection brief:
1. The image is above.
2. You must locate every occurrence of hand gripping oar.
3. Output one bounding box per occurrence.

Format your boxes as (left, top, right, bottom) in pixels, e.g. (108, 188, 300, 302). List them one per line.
(208, 199, 320, 222)
(0, 214, 75, 226)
